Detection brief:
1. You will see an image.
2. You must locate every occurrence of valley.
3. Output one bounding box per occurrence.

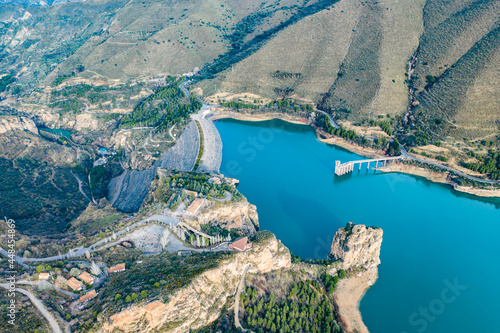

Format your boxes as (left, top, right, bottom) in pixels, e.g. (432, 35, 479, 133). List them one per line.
(0, 0, 498, 332)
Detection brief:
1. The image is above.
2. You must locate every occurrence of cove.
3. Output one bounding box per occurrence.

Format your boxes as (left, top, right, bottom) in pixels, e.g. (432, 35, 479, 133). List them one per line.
(215, 118, 500, 333)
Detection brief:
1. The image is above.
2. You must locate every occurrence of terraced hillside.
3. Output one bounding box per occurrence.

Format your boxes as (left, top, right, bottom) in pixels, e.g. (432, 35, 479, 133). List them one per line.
(0, 0, 330, 87)
(197, 0, 427, 118)
(195, 0, 498, 142)
(412, 0, 500, 140)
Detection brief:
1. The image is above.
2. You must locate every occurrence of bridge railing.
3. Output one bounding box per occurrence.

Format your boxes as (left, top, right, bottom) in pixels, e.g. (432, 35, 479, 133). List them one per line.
(335, 156, 404, 176)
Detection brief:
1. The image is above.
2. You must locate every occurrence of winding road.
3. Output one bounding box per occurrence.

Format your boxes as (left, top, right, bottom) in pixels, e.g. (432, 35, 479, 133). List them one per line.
(70, 170, 92, 202)
(0, 283, 63, 333)
(399, 146, 500, 185)
(317, 107, 499, 185)
(234, 265, 253, 333)
(0, 213, 225, 265)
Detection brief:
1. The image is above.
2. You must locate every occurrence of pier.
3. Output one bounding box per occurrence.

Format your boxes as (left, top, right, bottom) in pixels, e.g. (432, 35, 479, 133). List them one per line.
(335, 156, 404, 176)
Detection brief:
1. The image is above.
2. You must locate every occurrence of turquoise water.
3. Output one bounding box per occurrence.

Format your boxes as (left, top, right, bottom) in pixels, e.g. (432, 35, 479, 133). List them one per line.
(39, 127, 72, 138)
(215, 118, 500, 333)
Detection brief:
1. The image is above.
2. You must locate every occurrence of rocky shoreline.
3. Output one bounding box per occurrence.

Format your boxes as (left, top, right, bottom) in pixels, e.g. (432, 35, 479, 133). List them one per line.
(211, 108, 500, 198)
(329, 223, 384, 333)
(380, 163, 500, 198)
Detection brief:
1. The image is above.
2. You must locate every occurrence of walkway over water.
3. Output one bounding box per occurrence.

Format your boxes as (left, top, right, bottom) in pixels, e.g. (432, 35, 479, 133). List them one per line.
(335, 156, 404, 176)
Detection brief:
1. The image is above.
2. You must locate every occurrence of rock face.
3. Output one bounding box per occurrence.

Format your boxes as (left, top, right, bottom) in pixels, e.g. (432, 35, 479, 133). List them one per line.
(329, 222, 383, 270)
(330, 222, 383, 333)
(101, 232, 290, 333)
(196, 200, 260, 235)
(108, 121, 200, 213)
(0, 116, 38, 135)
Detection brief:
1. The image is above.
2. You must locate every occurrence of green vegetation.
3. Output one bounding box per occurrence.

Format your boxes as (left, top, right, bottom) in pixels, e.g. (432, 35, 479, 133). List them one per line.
(0, 157, 87, 235)
(89, 165, 113, 199)
(52, 65, 85, 86)
(240, 281, 341, 333)
(316, 114, 400, 155)
(221, 101, 260, 110)
(0, 75, 15, 93)
(169, 172, 243, 201)
(271, 71, 301, 80)
(461, 150, 500, 180)
(320, 273, 339, 294)
(76, 247, 235, 331)
(120, 79, 201, 132)
(221, 99, 314, 114)
(369, 119, 393, 136)
(48, 99, 83, 115)
(0, 290, 50, 333)
(200, 222, 242, 240)
(193, 120, 204, 171)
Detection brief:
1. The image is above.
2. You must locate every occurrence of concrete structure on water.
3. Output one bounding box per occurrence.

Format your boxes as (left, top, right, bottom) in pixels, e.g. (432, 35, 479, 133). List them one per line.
(335, 156, 404, 176)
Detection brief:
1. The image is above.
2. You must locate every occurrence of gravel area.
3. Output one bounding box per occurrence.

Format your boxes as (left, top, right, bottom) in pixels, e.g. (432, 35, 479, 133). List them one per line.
(109, 121, 200, 212)
(108, 167, 156, 212)
(158, 120, 200, 171)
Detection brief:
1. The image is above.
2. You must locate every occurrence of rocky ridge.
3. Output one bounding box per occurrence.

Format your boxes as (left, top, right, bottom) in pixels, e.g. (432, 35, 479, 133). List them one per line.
(101, 232, 290, 333)
(329, 222, 383, 333)
(195, 200, 260, 236)
(329, 222, 383, 270)
(0, 115, 38, 134)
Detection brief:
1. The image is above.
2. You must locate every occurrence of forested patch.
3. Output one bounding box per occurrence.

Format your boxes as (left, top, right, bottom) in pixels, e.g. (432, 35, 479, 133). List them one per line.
(240, 279, 342, 333)
(120, 79, 201, 132)
(461, 150, 500, 180)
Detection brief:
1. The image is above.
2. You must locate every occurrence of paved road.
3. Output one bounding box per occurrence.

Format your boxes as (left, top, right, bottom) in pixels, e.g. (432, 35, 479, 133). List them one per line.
(315, 109, 339, 129)
(12, 214, 181, 263)
(0, 213, 232, 265)
(0, 248, 31, 269)
(320, 107, 499, 185)
(209, 191, 232, 202)
(180, 80, 220, 111)
(17, 280, 78, 299)
(0, 283, 63, 333)
(400, 146, 500, 185)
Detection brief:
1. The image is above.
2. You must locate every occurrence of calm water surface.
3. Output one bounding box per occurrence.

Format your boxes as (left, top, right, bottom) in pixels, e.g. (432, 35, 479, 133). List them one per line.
(215, 118, 500, 333)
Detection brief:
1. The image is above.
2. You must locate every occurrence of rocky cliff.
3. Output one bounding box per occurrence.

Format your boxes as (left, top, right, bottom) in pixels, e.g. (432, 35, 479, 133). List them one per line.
(101, 232, 290, 333)
(329, 222, 383, 270)
(0, 115, 38, 135)
(330, 222, 383, 333)
(196, 200, 260, 236)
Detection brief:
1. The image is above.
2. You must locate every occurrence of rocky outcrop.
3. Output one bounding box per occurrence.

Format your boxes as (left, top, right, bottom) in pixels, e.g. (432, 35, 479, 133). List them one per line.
(196, 200, 260, 235)
(0, 116, 38, 135)
(329, 222, 383, 270)
(101, 232, 290, 333)
(330, 222, 383, 333)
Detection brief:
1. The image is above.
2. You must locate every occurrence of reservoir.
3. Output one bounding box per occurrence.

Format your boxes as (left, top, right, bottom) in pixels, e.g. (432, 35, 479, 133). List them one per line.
(215, 118, 500, 333)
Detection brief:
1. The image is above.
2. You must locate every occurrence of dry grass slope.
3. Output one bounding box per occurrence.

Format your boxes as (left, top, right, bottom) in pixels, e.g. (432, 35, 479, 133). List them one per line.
(414, 25, 500, 139)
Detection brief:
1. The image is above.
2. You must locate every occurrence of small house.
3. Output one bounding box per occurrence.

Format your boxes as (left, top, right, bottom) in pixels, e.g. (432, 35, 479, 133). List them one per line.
(38, 273, 50, 280)
(228, 237, 253, 252)
(78, 290, 97, 303)
(66, 277, 83, 291)
(78, 271, 95, 285)
(108, 263, 126, 274)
